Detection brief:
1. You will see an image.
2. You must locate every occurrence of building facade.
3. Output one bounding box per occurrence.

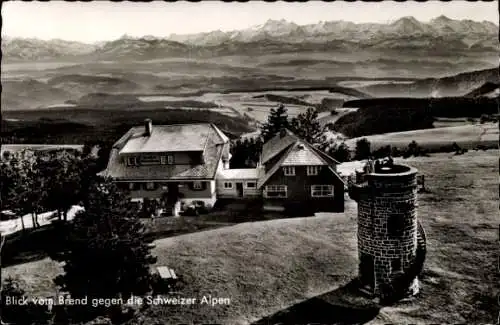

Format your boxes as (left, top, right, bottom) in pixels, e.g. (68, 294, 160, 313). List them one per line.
(101, 120, 345, 216)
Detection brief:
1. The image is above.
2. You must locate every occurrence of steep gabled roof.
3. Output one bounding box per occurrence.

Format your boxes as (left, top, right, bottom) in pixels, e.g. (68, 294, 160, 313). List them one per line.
(257, 130, 344, 188)
(261, 129, 298, 165)
(281, 143, 328, 166)
(257, 143, 297, 188)
(261, 129, 340, 166)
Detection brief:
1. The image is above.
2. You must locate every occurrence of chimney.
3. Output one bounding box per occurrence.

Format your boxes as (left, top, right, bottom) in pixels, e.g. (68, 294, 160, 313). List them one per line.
(144, 119, 153, 136)
(279, 128, 287, 138)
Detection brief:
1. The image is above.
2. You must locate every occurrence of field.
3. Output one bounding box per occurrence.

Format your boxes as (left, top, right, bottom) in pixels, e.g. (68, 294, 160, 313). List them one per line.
(4, 149, 498, 324)
(345, 122, 499, 151)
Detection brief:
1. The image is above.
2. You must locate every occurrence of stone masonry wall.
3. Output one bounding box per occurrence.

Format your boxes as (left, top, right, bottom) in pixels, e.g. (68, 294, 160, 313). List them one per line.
(357, 166, 419, 296)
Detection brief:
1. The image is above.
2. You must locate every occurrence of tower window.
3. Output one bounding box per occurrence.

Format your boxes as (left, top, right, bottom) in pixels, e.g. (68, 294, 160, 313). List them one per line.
(391, 258, 402, 272)
(387, 214, 404, 237)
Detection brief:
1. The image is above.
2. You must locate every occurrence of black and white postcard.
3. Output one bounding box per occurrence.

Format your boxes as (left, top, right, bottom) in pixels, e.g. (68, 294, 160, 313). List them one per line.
(1, 1, 499, 324)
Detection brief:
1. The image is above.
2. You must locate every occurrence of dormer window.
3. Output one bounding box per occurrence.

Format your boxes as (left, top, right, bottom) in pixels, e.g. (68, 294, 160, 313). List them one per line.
(141, 154, 160, 165)
(127, 157, 138, 166)
(160, 155, 174, 165)
(283, 166, 295, 176)
(307, 166, 320, 176)
(193, 181, 203, 190)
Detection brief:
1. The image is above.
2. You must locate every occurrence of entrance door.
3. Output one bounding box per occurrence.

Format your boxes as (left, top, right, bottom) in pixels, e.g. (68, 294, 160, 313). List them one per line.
(359, 253, 375, 289)
(236, 183, 244, 197)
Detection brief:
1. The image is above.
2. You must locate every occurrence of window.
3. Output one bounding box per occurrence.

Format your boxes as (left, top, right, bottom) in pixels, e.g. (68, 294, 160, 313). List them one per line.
(129, 182, 139, 191)
(311, 185, 334, 197)
(145, 182, 157, 191)
(193, 181, 203, 190)
(283, 166, 295, 176)
(140, 154, 160, 165)
(160, 155, 174, 165)
(127, 157, 138, 166)
(264, 185, 287, 198)
(223, 182, 233, 189)
(388, 214, 404, 237)
(307, 166, 320, 176)
(246, 182, 256, 189)
(391, 258, 402, 272)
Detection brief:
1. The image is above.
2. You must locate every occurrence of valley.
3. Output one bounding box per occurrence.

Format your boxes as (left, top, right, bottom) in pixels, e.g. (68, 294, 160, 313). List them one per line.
(1, 15, 498, 153)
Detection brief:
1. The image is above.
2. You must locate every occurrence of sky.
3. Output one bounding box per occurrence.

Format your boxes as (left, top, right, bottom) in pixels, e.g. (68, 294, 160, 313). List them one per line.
(2, 1, 498, 43)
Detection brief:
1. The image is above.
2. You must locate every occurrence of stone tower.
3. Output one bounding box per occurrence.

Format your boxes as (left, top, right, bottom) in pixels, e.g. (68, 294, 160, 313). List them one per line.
(349, 163, 426, 301)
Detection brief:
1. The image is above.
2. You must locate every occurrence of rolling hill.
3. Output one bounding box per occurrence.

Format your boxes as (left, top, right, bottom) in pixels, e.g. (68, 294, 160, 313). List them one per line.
(464, 82, 500, 98)
(359, 67, 500, 97)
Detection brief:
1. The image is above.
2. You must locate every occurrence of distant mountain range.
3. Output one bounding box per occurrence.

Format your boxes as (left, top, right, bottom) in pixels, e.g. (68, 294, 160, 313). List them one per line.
(2, 16, 498, 61)
(167, 16, 498, 45)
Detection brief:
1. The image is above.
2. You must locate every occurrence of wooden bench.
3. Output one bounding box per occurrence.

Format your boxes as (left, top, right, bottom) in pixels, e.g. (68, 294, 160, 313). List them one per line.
(153, 266, 180, 294)
(156, 266, 178, 281)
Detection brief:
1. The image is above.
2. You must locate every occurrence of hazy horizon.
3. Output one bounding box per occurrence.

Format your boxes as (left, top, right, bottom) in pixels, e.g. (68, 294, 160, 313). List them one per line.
(2, 1, 498, 43)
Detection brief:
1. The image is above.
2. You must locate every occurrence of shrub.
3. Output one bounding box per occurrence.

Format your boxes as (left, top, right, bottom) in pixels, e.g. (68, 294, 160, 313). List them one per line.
(372, 145, 392, 159)
(354, 138, 371, 160)
(391, 146, 402, 158)
(452, 142, 468, 155)
(329, 142, 351, 162)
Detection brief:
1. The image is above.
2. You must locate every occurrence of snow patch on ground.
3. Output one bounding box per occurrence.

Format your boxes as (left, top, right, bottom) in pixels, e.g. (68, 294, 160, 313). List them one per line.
(0, 205, 84, 236)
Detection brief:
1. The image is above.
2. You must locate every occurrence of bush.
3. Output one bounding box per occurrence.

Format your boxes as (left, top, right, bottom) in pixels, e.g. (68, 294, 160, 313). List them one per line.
(452, 142, 468, 155)
(354, 138, 371, 160)
(329, 142, 351, 162)
(438, 144, 457, 153)
(372, 145, 392, 159)
(391, 147, 402, 158)
(405, 140, 423, 157)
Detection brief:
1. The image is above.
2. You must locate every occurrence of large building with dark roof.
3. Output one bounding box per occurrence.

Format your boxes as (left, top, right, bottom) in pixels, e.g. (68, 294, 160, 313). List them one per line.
(101, 120, 344, 216)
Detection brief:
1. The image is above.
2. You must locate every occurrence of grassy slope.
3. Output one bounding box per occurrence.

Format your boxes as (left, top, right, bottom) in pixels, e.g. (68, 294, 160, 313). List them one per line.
(345, 122, 499, 151)
(4, 150, 499, 324)
(371, 150, 499, 325)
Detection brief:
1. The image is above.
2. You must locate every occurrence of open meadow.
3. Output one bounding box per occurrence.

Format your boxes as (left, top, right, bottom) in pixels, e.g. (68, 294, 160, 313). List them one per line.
(5, 149, 498, 324)
(345, 122, 499, 152)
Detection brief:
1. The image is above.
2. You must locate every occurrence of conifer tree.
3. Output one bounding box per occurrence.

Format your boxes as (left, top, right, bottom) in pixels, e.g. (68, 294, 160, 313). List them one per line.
(52, 179, 157, 303)
(289, 107, 326, 145)
(260, 104, 289, 142)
